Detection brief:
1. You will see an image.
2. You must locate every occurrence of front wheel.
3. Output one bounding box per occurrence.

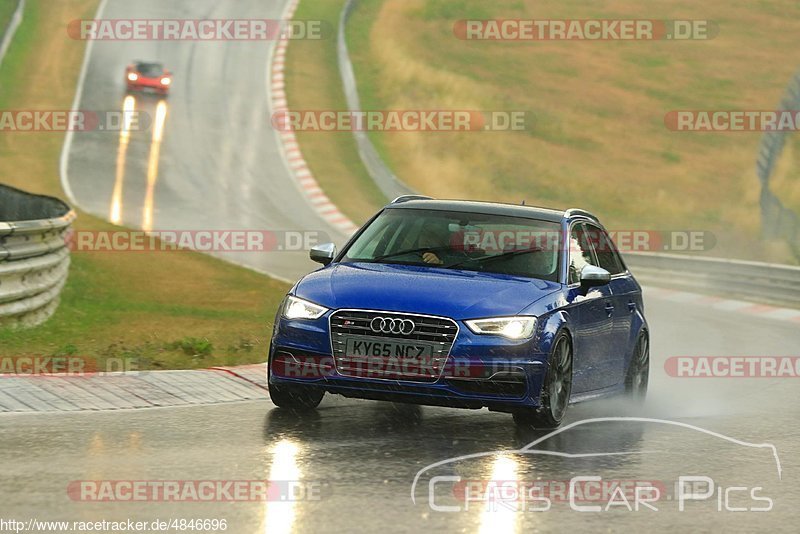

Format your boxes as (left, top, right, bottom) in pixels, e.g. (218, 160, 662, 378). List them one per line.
(624, 333, 649, 403)
(513, 333, 573, 428)
(267, 348, 324, 411)
(269, 382, 324, 411)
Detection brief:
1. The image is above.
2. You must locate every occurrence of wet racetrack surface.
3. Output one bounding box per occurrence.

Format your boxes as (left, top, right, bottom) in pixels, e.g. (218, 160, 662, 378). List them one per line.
(3, 295, 799, 533)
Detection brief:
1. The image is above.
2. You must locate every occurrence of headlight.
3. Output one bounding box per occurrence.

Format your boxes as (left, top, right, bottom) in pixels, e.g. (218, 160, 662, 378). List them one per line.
(282, 295, 328, 320)
(127, 72, 138, 81)
(160, 77, 171, 85)
(465, 316, 537, 339)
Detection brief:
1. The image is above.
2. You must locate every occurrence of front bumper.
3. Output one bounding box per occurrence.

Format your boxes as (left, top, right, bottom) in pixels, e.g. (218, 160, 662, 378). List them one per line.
(268, 312, 550, 412)
(126, 79, 169, 94)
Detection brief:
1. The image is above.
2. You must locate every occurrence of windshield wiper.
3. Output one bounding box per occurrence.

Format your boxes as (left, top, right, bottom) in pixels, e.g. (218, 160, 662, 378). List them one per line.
(371, 246, 451, 262)
(446, 249, 541, 269)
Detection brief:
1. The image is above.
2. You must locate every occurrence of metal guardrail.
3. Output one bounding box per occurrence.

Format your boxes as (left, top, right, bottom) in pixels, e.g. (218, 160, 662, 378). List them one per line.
(756, 69, 800, 259)
(624, 252, 800, 308)
(0, 184, 75, 328)
(0, 0, 25, 69)
(337, 0, 416, 201)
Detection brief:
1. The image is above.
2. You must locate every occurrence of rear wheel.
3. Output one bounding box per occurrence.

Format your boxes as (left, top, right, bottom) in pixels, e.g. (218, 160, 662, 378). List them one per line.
(625, 333, 649, 403)
(513, 333, 572, 428)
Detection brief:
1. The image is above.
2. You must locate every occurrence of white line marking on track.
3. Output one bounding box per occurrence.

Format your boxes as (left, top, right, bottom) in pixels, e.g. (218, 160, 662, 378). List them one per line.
(267, 0, 359, 237)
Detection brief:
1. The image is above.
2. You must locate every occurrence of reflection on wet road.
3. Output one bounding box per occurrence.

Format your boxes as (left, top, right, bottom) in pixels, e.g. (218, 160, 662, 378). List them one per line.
(263, 439, 302, 534)
(108, 95, 167, 232)
(109, 95, 135, 225)
(142, 99, 167, 232)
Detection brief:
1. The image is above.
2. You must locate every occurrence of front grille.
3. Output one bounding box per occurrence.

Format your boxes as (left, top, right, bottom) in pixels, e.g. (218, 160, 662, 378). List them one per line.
(329, 310, 458, 382)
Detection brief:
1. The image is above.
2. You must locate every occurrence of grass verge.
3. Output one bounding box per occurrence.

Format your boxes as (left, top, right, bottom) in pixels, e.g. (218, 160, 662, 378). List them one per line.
(0, 0, 290, 369)
(330, 0, 800, 263)
(285, 0, 386, 224)
(0, 0, 18, 40)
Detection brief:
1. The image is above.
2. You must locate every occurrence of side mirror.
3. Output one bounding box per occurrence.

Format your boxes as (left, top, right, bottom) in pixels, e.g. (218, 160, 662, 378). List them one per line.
(580, 265, 611, 288)
(310, 242, 337, 266)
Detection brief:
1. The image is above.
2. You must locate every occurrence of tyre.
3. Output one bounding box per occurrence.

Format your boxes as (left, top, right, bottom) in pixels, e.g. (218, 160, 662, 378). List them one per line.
(624, 332, 649, 403)
(268, 382, 324, 411)
(267, 355, 324, 411)
(513, 332, 573, 428)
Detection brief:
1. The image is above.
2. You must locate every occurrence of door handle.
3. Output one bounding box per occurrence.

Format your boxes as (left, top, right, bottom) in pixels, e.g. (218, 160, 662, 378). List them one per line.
(628, 301, 636, 312)
(604, 302, 614, 317)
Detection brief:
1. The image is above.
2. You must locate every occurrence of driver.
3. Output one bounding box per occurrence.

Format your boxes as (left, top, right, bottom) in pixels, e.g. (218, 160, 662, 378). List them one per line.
(417, 221, 451, 265)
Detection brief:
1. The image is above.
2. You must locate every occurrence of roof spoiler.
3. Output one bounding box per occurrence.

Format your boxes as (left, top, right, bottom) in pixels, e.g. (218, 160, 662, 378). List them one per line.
(391, 195, 434, 204)
(564, 208, 599, 221)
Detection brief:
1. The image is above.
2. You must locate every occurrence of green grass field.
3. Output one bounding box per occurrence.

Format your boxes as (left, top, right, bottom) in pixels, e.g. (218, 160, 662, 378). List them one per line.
(0, 0, 289, 369)
(296, 0, 800, 263)
(0, 0, 18, 39)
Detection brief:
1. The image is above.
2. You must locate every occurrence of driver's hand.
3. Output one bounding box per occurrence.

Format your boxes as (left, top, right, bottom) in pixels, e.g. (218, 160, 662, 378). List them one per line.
(422, 252, 442, 265)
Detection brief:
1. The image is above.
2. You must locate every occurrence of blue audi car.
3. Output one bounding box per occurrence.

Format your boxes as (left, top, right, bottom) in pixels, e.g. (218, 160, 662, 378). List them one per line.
(268, 197, 649, 427)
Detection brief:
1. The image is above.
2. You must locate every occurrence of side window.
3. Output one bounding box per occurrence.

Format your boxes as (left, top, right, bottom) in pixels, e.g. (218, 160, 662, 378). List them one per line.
(584, 224, 625, 275)
(568, 224, 598, 284)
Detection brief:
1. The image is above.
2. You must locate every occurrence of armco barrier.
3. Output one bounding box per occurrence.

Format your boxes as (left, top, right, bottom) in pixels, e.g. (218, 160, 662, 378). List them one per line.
(0, 184, 75, 328)
(338, 0, 416, 201)
(624, 252, 800, 308)
(756, 68, 800, 259)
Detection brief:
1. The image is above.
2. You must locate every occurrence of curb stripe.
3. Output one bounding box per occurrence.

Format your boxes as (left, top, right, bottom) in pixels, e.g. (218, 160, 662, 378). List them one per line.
(643, 286, 800, 323)
(269, 0, 358, 237)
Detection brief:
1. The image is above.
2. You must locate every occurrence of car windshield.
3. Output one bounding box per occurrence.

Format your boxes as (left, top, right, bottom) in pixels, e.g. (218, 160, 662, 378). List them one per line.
(342, 208, 562, 281)
(137, 63, 164, 77)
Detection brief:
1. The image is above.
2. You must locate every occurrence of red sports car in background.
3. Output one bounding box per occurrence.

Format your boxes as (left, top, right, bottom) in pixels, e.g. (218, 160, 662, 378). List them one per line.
(125, 61, 171, 95)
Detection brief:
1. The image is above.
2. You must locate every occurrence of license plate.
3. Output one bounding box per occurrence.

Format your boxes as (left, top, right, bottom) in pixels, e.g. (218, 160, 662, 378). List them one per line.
(345, 338, 433, 359)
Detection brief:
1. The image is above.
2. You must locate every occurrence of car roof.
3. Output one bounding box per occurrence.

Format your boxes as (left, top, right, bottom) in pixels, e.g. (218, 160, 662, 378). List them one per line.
(385, 199, 572, 223)
(135, 61, 164, 70)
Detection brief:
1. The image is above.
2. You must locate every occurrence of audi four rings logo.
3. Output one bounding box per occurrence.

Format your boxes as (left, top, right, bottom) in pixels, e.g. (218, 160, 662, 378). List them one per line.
(370, 317, 416, 335)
